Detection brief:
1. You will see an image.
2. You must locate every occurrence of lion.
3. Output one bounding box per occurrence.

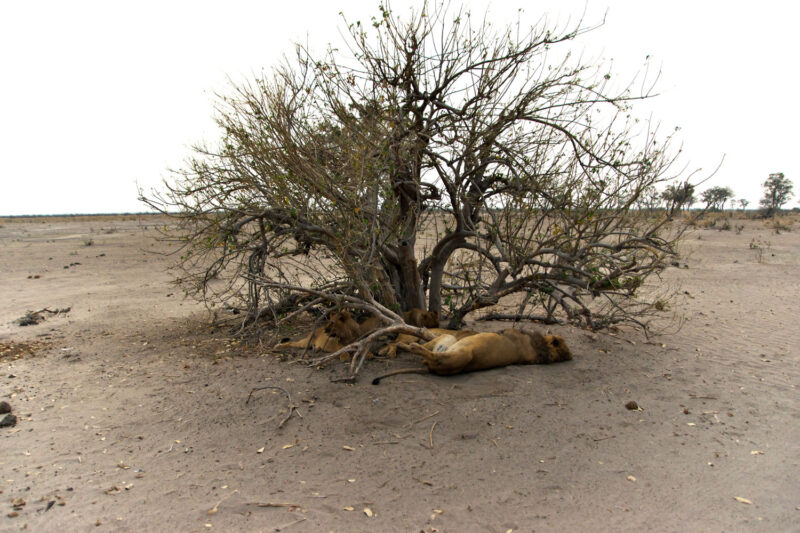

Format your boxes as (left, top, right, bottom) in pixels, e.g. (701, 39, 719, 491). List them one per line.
(403, 308, 440, 328)
(372, 328, 571, 384)
(378, 327, 477, 358)
(350, 314, 381, 337)
(274, 310, 363, 353)
(374, 307, 444, 357)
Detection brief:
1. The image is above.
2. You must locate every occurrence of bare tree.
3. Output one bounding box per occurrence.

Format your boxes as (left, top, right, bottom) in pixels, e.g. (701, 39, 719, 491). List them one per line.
(142, 2, 699, 374)
(760, 172, 793, 215)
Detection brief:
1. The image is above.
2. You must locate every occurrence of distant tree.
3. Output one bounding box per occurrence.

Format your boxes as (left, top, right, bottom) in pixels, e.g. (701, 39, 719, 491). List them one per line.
(738, 198, 749, 211)
(637, 186, 663, 211)
(760, 173, 794, 215)
(700, 186, 734, 211)
(660, 182, 696, 212)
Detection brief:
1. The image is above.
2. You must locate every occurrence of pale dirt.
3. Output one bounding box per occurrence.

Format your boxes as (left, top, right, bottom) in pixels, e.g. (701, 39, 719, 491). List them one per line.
(1, 216, 798, 532)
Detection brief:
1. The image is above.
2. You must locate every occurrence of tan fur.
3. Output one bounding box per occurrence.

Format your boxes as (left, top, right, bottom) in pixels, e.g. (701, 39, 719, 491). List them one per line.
(379, 327, 477, 358)
(336, 314, 382, 361)
(274, 311, 384, 362)
(354, 315, 381, 337)
(274, 310, 362, 353)
(396, 328, 572, 376)
(403, 308, 440, 328)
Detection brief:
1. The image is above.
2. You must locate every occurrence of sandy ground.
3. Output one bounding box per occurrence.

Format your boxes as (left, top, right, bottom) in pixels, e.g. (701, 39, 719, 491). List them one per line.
(1, 215, 798, 532)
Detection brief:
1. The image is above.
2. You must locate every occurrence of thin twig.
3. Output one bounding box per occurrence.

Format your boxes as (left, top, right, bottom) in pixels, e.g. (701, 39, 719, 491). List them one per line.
(248, 502, 302, 508)
(207, 490, 240, 515)
(429, 421, 437, 449)
(403, 410, 440, 429)
(277, 297, 325, 326)
(274, 517, 306, 531)
(246, 386, 302, 428)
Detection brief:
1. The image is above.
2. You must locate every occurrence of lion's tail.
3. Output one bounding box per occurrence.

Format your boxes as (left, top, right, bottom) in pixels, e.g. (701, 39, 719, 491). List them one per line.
(371, 367, 429, 385)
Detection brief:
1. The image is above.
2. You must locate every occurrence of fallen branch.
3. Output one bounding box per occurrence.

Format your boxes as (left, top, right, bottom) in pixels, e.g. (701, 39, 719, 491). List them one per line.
(313, 323, 437, 373)
(16, 307, 71, 326)
(246, 386, 302, 428)
(476, 312, 562, 324)
(248, 502, 302, 508)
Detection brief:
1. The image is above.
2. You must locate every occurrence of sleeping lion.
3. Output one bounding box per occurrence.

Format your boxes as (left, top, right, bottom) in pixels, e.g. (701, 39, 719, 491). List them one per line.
(274, 310, 363, 353)
(372, 328, 571, 383)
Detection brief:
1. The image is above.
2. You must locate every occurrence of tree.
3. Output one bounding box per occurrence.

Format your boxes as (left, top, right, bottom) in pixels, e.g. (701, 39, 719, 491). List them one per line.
(738, 198, 749, 211)
(660, 182, 696, 212)
(142, 2, 696, 376)
(700, 186, 734, 211)
(636, 186, 663, 211)
(760, 173, 793, 215)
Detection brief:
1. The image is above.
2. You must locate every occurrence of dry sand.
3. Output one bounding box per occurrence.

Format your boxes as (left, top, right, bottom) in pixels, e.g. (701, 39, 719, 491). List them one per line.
(1, 215, 798, 532)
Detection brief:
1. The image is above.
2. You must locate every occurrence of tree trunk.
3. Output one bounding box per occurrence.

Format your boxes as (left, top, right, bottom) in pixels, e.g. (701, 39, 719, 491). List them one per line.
(425, 231, 468, 315)
(395, 241, 424, 311)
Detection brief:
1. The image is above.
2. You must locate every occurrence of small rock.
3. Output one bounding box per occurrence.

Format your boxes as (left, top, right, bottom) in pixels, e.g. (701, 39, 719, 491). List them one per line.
(0, 401, 11, 414)
(625, 401, 640, 411)
(0, 413, 18, 428)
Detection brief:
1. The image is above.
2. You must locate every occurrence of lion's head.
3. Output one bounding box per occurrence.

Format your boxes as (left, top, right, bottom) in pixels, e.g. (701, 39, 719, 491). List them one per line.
(403, 308, 440, 328)
(511, 329, 572, 364)
(324, 310, 362, 343)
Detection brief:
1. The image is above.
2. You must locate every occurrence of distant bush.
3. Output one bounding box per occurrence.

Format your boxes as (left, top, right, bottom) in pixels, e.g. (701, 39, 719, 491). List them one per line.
(766, 217, 792, 234)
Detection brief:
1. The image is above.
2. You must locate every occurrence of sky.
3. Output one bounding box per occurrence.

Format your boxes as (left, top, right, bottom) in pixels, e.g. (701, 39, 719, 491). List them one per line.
(1, 0, 798, 215)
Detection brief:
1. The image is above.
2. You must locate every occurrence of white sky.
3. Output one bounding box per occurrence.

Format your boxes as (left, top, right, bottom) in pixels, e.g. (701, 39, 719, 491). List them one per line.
(1, 0, 797, 215)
